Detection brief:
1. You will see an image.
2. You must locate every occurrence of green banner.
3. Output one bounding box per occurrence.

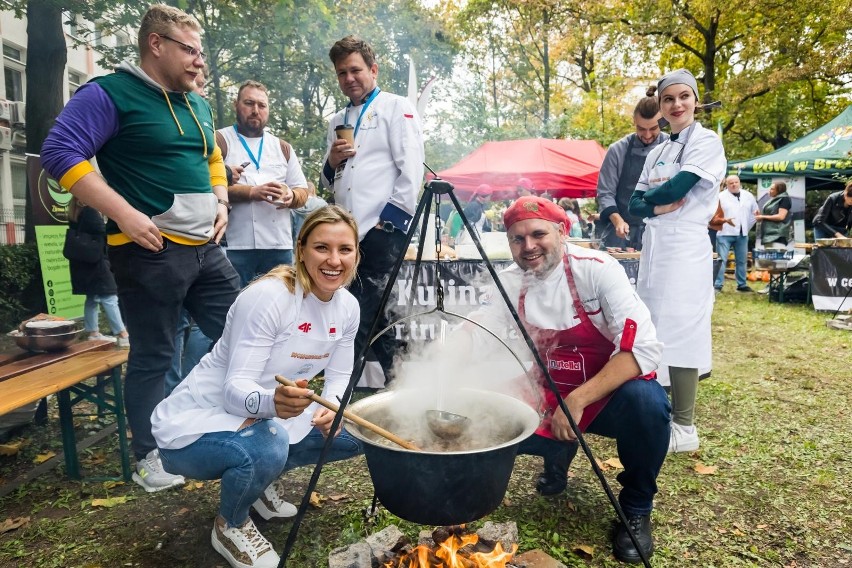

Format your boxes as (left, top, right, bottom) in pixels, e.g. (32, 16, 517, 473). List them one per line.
(27, 155, 84, 319)
(33, 225, 84, 318)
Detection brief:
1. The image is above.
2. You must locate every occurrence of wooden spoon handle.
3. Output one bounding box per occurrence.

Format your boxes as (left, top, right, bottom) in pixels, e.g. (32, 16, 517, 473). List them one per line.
(274, 375, 420, 451)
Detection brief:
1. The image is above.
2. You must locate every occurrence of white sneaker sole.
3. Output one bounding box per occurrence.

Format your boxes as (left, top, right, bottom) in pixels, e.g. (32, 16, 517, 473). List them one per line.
(211, 527, 252, 568)
(252, 498, 297, 520)
(211, 526, 279, 568)
(132, 472, 185, 493)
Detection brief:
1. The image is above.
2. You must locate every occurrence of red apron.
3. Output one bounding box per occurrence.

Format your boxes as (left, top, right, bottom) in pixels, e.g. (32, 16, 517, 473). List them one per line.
(520, 254, 652, 440)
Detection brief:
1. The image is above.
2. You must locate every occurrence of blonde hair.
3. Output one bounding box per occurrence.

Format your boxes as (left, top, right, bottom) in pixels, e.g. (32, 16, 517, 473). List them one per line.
(260, 205, 360, 296)
(138, 4, 201, 57)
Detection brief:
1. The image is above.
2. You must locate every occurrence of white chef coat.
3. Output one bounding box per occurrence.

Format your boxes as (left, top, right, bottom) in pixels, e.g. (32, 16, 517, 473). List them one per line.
(717, 188, 757, 237)
(320, 91, 424, 240)
(218, 127, 308, 250)
(635, 121, 727, 369)
(151, 277, 360, 450)
(472, 243, 663, 376)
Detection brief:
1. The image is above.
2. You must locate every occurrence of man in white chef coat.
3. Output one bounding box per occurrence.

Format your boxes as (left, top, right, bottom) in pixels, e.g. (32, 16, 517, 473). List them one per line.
(320, 35, 425, 385)
(469, 196, 670, 563)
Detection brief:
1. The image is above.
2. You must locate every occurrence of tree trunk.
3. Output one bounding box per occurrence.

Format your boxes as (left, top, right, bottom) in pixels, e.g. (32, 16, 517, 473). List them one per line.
(23, 0, 66, 244)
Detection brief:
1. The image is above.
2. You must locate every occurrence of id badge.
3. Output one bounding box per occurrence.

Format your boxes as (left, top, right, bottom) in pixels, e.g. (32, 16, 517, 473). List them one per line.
(546, 345, 587, 388)
(333, 163, 346, 181)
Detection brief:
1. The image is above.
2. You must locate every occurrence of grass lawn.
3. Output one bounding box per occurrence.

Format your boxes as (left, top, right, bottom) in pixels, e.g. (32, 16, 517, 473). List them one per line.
(1, 281, 850, 567)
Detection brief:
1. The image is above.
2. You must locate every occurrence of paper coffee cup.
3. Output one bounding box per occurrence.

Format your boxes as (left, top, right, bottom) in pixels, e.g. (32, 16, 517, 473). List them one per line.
(335, 124, 355, 146)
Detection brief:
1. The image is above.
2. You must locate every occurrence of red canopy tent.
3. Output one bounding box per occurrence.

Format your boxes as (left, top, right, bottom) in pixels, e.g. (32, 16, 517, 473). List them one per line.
(431, 138, 607, 200)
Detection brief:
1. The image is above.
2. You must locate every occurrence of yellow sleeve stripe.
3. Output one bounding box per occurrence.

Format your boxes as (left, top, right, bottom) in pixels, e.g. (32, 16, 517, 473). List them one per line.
(59, 161, 96, 190)
(208, 145, 227, 188)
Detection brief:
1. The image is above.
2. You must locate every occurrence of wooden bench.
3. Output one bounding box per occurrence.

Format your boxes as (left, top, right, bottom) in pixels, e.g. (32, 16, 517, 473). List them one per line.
(0, 349, 131, 482)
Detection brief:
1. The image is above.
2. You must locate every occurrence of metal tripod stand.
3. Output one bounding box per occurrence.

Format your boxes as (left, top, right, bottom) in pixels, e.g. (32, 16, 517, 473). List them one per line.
(278, 177, 652, 567)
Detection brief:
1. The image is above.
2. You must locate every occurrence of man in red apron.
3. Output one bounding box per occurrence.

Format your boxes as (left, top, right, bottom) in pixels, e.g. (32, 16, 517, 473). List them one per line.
(495, 196, 671, 563)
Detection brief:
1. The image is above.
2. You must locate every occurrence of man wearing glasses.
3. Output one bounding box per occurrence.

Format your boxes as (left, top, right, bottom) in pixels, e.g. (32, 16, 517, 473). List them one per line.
(42, 5, 240, 495)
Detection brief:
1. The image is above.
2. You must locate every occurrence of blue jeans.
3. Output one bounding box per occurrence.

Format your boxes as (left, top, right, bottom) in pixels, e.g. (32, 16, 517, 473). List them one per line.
(226, 249, 293, 287)
(518, 379, 670, 516)
(84, 294, 126, 335)
(715, 235, 749, 288)
(283, 426, 362, 471)
(159, 423, 362, 527)
(160, 420, 290, 527)
(814, 225, 846, 239)
(164, 309, 213, 397)
(109, 241, 241, 460)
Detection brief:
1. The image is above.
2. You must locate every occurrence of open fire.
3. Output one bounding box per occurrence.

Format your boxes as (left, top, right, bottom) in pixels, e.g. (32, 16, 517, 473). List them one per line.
(382, 526, 517, 568)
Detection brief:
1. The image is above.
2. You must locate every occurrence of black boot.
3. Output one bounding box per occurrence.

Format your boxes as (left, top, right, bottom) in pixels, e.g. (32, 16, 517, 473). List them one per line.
(535, 463, 567, 496)
(534, 442, 575, 496)
(612, 514, 654, 564)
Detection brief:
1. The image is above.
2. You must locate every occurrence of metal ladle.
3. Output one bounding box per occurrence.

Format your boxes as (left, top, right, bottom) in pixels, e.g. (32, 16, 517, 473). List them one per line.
(424, 320, 472, 440)
(425, 409, 471, 440)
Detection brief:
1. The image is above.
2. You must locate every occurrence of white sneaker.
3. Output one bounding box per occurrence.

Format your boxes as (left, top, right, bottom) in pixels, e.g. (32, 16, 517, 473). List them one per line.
(132, 449, 185, 492)
(212, 517, 279, 568)
(252, 480, 297, 520)
(668, 423, 700, 453)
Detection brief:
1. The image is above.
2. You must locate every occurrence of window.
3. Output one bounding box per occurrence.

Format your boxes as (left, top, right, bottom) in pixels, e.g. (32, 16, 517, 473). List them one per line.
(10, 159, 27, 239)
(68, 70, 84, 99)
(3, 44, 25, 102)
(64, 12, 79, 37)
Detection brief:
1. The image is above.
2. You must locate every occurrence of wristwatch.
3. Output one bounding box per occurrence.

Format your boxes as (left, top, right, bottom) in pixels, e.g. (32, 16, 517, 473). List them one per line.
(217, 198, 232, 212)
(380, 220, 396, 233)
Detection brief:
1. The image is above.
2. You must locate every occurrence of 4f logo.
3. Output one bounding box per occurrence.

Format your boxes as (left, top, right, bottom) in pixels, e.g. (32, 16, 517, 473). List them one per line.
(297, 322, 312, 333)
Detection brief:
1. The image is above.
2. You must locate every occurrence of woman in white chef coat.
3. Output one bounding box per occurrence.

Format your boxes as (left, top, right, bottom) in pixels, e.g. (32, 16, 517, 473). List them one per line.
(628, 69, 727, 454)
(150, 205, 362, 568)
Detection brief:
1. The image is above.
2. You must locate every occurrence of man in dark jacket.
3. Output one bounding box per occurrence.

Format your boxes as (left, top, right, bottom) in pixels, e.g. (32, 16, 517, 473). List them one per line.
(812, 181, 852, 239)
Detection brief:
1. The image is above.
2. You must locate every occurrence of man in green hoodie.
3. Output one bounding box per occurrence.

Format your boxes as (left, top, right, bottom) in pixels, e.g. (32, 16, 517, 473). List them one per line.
(42, 4, 240, 497)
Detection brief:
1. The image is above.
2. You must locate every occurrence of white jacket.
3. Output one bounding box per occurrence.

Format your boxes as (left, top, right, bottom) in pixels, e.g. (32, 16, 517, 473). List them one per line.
(717, 188, 757, 237)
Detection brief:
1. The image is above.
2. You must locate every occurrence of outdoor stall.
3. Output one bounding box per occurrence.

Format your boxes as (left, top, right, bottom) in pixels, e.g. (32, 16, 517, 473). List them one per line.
(729, 105, 852, 244)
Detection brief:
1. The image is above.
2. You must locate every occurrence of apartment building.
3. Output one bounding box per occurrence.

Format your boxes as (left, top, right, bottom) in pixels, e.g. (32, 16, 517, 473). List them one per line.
(0, 10, 127, 244)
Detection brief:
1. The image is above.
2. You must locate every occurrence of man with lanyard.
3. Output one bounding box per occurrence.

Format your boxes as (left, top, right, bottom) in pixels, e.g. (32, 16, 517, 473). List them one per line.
(216, 80, 309, 286)
(714, 175, 757, 292)
(41, 5, 241, 493)
(468, 196, 670, 563)
(597, 96, 669, 250)
(320, 35, 424, 385)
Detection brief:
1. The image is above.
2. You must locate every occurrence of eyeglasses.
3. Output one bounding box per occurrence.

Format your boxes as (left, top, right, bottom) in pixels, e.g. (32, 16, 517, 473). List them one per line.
(158, 34, 206, 61)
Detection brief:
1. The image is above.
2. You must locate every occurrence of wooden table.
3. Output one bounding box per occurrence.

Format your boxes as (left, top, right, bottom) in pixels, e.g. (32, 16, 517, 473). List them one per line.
(0, 338, 115, 382)
(0, 338, 131, 481)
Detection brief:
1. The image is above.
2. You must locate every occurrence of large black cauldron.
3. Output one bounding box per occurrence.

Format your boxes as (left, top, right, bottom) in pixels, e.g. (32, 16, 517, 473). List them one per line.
(347, 388, 540, 526)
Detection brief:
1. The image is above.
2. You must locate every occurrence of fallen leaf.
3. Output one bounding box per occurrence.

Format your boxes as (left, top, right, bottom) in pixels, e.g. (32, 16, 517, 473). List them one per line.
(183, 481, 204, 492)
(573, 544, 594, 558)
(328, 494, 349, 501)
(309, 491, 324, 508)
(0, 442, 22, 456)
(603, 457, 623, 470)
(91, 496, 129, 508)
(176, 508, 190, 516)
(33, 451, 56, 464)
(0, 517, 30, 534)
(102, 481, 124, 489)
(83, 453, 106, 466)
(694, 462, 718, 475)
(756, 524, 768, 529)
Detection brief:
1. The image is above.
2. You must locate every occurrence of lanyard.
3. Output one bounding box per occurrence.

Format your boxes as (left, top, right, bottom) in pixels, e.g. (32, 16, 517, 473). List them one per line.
(234, 125, 264, 170)
(344, 87, 381, 138)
